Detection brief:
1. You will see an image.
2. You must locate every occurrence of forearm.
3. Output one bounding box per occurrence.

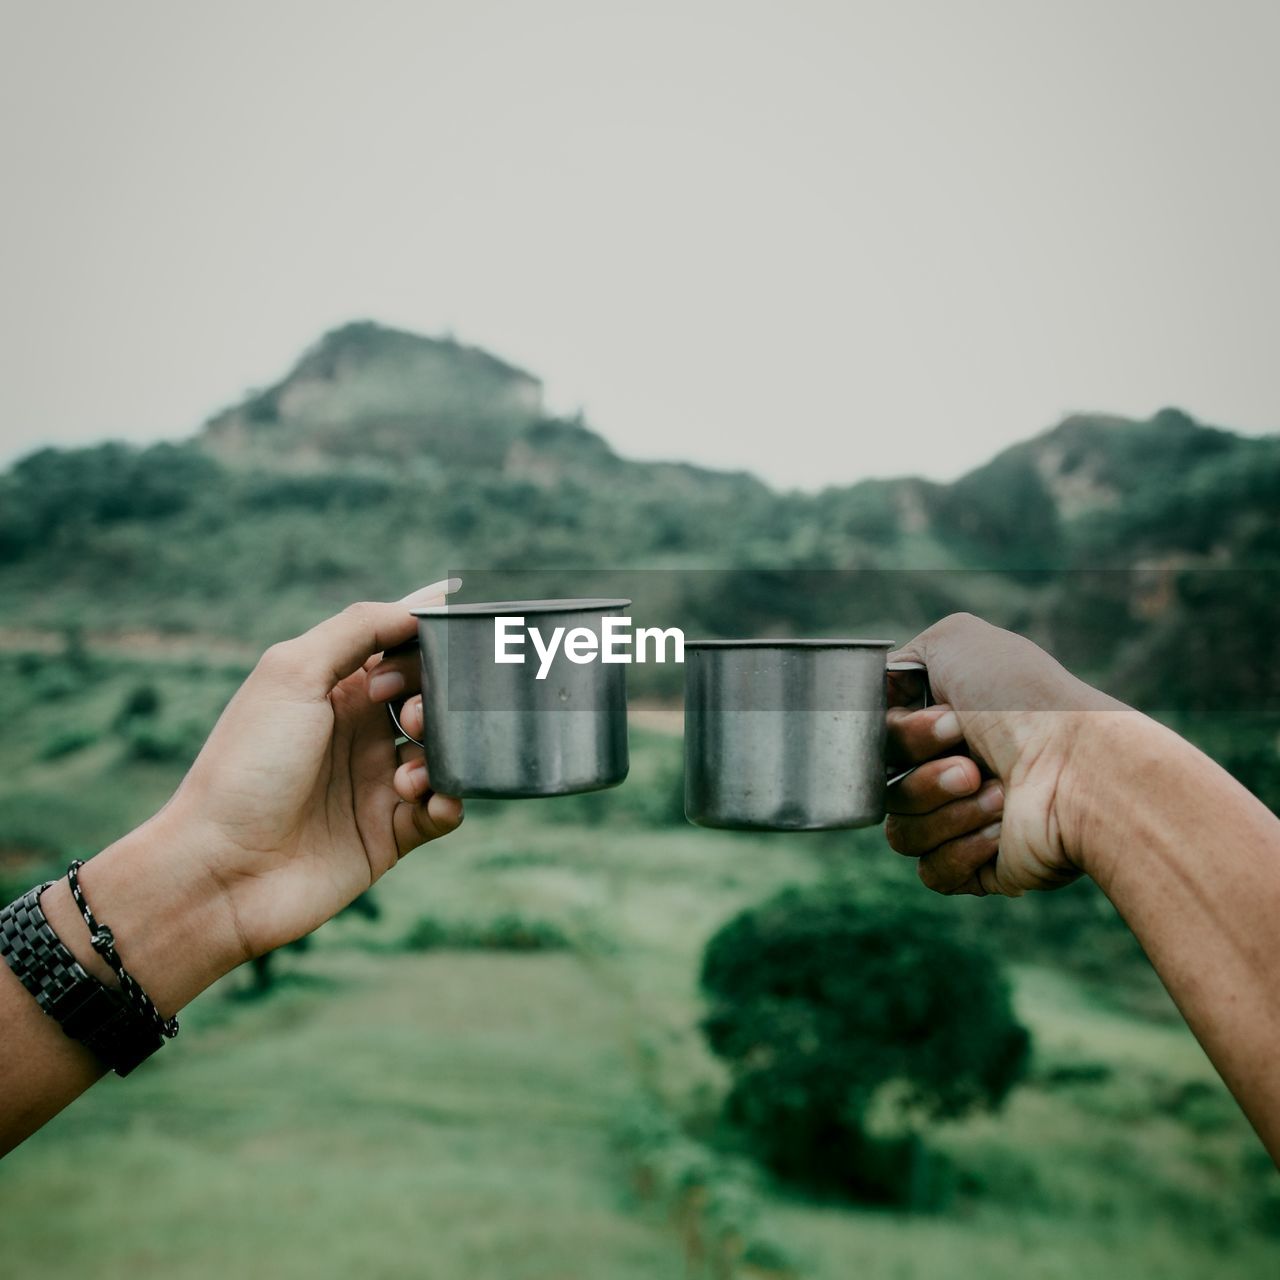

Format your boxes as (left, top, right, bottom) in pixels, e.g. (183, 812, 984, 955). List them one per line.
(1070, 712, 1280, 1159)
(0, 813, 242, 1155)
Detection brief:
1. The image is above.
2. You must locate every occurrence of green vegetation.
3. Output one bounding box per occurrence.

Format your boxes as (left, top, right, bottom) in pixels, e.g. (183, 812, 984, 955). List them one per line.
(0, 322, 1277, 1275)
(700, 890, 1029, 1206)
(0, 724, 1276, 1277)
(404, 912, 576, 954)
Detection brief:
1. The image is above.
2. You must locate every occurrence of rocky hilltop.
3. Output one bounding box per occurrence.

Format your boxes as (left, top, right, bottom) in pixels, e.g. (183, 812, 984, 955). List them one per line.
(201, 321, 545, 470)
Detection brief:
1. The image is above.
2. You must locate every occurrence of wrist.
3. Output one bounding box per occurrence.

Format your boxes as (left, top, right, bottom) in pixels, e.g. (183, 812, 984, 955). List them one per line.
(41, 810, 248, 1020)
(1056, 707, 1186, 889)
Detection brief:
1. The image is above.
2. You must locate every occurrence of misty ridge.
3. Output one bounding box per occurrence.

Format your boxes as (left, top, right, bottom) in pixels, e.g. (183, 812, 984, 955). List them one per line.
(1, 319, 1277, 716)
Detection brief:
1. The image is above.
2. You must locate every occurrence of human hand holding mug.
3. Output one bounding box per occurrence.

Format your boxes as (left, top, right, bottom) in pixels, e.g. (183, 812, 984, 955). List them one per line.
(3, 581, 470, 1152)
(885, 612, 1127, 896)
(37, 581, 467, 1024)
(883, 612, 1280, 1161)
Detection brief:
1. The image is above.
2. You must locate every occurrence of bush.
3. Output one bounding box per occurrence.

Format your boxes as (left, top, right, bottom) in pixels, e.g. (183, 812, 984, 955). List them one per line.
(117, 683, 162, 723)
(0, 442, 222, 558)
(700, 887, 1030, 1204)
(403, 912, 573, 953)
(38, 728, 98, 760)
(28, 661, 82, 702)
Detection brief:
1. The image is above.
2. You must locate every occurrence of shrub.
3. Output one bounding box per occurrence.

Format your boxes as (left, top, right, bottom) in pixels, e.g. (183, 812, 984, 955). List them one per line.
(29, 661, 81, 702)
(0, 443, 222, 559)
(403, 912, 573, 953)
(117, 682, 162, 722)
(700, 886, 1030, 1204)
(38, 728, 98, 761)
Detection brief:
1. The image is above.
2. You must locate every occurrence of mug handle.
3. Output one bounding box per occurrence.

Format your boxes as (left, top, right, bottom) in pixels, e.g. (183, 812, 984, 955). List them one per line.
(885, 659, 930, 788)
(387, 699, 425, 749)
(382, 638, 427, 749)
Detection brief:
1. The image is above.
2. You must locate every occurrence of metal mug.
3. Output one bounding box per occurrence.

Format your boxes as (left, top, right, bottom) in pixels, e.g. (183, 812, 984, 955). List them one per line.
(683, 639, 927, 831)
(391, 598, 631, 798)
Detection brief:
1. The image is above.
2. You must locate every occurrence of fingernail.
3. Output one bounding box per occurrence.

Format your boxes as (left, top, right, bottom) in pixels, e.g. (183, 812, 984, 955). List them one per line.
(400, 577, 463, 605)
(368, 668, 406, 700)
(978, 784, 1005, 814)
(407, 759, 429, 790)
(433, 793, 464, 825)
(938, 765, 973, 795)
(981, 821, 1003, 843)
(932, 709, 961, 743)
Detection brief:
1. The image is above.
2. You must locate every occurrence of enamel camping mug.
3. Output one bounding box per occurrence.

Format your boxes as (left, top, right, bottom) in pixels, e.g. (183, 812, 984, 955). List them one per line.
(683, 640, 927, 831)
(394, 598, 631, 798)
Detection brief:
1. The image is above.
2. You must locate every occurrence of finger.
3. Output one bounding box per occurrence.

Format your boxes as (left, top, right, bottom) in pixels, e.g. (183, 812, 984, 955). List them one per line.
(886, 703, 966, 767)
(396, 694, 424, 741)
(975, 857, 1033, 898)
(916, 821, 1003, 895)
(393, 756, 430, 803)
(886, 755, 984, 815)
(885, 781, 1004, 855)
(887, 665, 929, 711)
(393, 791, 464, 857)
(366, 649, 423, 703)
(363, 637, 416, 675)
(362, 579, 460, 673)
(395, 739, 425, 768)
(272, 579, 460, 698)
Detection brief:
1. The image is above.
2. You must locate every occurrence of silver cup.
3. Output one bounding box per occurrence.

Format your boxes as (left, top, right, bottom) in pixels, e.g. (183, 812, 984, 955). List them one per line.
(683, 640, 926, 831)
(395, 598, 631, 798)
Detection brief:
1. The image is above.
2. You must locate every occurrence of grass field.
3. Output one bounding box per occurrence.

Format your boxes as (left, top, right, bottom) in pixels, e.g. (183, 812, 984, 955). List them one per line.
(1, 650, 1278, 1278)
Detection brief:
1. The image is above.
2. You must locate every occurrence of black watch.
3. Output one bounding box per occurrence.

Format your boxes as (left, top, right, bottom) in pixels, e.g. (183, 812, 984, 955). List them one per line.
(0, 884, 164, 1077)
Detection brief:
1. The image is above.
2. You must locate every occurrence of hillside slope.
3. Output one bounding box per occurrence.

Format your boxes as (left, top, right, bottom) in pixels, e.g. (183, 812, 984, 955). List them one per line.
(0, 321, 1275, 710)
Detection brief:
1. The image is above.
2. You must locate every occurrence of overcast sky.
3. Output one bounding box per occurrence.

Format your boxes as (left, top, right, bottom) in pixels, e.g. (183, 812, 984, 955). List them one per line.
(1, 1, 1276, 489)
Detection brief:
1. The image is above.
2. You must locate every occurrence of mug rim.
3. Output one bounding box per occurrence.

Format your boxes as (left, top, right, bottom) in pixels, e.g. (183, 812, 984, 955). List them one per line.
(686, 638, 895, 650)
(412, 597, 632, 617)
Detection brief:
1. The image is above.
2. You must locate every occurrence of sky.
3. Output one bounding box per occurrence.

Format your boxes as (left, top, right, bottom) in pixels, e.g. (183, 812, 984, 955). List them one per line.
(1, 0, 1277, 490)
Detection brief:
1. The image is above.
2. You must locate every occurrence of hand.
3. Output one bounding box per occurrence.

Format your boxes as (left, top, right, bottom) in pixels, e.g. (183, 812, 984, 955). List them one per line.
(159, 581, 466, 966)
(884, 613, 1121, 897)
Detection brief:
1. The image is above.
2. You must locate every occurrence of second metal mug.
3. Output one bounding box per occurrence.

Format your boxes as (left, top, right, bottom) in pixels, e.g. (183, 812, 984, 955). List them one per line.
(683, 639, 926, 831)
(399, 598, 632, 798)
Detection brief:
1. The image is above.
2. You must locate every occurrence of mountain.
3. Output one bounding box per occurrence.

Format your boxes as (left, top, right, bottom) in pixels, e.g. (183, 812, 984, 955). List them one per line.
(199, 322, 768, 504)
(202, 321, 545, 469)
(0, 321, 1276, 713)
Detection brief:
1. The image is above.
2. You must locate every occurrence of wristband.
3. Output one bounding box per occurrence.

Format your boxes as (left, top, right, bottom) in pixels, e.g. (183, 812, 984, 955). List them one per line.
(0, 883, 170, 1077)
(67, 859, 179, 1040)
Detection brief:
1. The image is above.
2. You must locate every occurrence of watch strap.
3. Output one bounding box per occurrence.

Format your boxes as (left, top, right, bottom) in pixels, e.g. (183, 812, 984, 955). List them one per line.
(0, 885, 164, 1076)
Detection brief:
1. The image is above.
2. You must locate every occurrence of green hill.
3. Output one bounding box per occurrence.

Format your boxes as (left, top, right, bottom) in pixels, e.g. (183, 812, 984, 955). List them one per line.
(2, 322, 1279, 1277)
(1, 320, 1275, 712)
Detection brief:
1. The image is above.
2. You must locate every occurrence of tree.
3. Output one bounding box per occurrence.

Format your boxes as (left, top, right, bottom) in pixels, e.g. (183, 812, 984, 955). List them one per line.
(700, 887, 1029, 1204)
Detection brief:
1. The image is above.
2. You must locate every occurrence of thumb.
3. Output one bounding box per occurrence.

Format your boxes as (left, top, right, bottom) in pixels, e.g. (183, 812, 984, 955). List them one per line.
(279, 578, 461, 697)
